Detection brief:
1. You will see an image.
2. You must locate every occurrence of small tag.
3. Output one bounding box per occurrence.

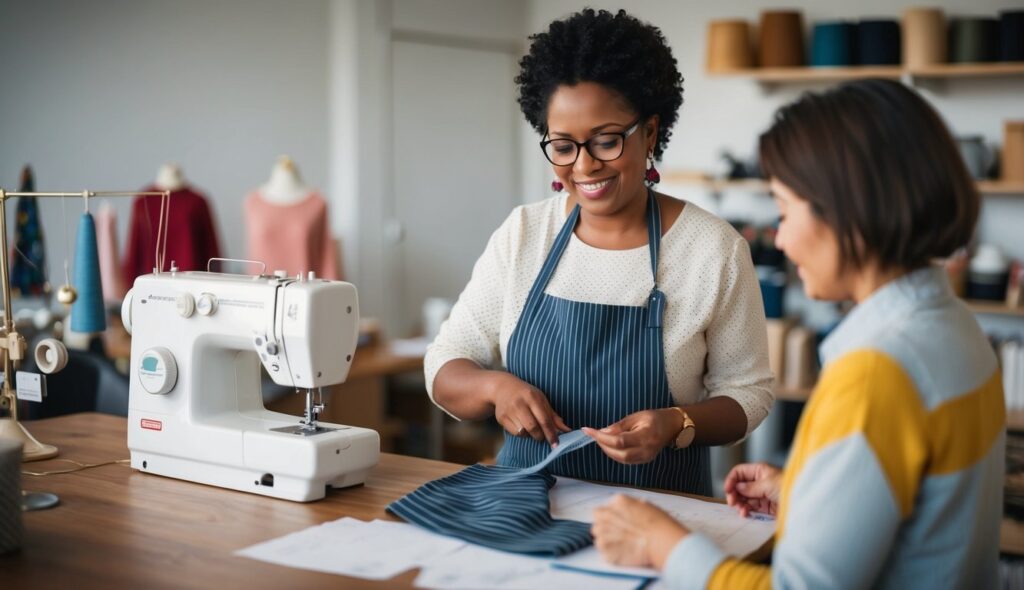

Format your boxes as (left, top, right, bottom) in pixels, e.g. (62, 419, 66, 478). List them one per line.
(16, 371, 44, 403)
(647, 289, 666, 329)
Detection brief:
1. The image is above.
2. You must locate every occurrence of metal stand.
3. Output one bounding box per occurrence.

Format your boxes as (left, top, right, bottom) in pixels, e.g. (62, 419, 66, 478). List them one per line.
(0, 189, 168, 465)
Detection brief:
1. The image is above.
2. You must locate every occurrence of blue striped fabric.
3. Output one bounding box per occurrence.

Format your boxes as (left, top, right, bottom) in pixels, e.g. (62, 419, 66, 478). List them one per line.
(386, 462, 593, 556)
(497, 189, 710, 495)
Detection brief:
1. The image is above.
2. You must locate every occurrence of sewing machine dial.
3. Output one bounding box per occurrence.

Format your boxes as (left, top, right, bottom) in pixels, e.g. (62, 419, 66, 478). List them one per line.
(138, 347, 178, 395)
(176, 293, 196, 318)
(196, 293, 218, 316)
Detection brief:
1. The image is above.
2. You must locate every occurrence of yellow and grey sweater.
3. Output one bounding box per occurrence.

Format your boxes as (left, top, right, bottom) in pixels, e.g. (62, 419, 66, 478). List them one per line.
(664, 267, 1005, 589)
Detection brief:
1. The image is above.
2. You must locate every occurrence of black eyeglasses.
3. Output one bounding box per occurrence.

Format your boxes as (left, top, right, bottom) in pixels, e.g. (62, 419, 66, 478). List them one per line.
(539, 118, 642, 166)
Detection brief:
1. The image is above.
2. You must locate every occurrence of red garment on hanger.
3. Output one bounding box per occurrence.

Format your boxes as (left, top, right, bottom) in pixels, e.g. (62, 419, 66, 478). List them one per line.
(244, 191, 340, 280)
(123, 184, 222, 287)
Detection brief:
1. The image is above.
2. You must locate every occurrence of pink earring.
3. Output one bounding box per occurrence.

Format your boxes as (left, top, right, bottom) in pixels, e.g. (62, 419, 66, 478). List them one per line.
(551, 180, 564, 192)
(645, 153, 660, 186)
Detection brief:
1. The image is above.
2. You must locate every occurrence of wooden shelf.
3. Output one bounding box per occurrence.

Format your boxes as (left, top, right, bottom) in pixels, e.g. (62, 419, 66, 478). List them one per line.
(659, 176, 770, 192)
(910, 62, 1024, 79)
(707, 62, 1024, 83)
(774, 384, 813, 402)
(708, 66, 901, 82)
(965, 300, 1024, 317)
(1009, 409, 1024, 431)
(976, 181, 1024, 195)
(1002, 517, 1024, 556)
(664, 176, 1024, 197)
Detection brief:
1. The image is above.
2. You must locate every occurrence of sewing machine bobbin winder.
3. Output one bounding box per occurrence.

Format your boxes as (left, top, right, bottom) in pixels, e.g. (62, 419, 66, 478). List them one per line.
(123, 260, 379, 502)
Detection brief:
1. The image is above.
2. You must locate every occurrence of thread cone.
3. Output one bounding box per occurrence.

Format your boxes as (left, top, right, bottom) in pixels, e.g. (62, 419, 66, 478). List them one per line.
(70, 212, 107, 333)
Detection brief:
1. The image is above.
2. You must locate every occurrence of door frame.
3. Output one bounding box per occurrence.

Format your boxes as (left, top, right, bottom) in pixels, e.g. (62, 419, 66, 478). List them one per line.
(386, 27, 525, 337)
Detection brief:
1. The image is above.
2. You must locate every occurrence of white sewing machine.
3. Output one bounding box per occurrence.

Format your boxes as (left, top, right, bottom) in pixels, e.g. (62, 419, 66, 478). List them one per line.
(122, 265, 379, 502)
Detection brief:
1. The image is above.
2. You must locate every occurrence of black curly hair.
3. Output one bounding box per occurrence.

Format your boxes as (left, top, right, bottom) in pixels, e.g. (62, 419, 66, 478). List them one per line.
(516, 8, 683, 160)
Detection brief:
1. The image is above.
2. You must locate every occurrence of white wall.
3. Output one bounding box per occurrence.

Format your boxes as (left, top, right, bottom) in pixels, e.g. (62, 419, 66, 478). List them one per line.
(0, 0, 528, 337)
(327, 0, 528, 335)
(524, 0, 1024, 262)
(3, 0, 1021, 334)
(0, 0, 329, 287)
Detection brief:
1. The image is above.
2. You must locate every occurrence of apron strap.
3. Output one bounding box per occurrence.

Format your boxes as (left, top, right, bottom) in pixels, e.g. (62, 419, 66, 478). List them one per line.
(521, 202, 580, 312)
(646, 188, 661, 280)
(645, 189, 666, 329)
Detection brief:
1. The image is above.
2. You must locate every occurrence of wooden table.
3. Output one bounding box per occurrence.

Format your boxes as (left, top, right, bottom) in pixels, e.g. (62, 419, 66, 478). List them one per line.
(3, 414, 766, 588)
(2, 413, 459, 589)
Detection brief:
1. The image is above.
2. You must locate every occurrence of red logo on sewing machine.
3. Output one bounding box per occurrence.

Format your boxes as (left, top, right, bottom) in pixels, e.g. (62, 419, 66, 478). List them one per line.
(141, 419, 163, 431)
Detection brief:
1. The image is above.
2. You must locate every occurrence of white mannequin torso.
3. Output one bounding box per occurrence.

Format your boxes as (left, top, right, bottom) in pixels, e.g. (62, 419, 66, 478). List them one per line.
(260, 156, 309, 204)
(154, 163, 185, 191)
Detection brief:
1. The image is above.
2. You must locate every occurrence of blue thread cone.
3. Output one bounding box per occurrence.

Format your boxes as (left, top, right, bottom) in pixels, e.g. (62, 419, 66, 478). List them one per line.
(70, 212, 107, 333)
(811, 21, 857, 66)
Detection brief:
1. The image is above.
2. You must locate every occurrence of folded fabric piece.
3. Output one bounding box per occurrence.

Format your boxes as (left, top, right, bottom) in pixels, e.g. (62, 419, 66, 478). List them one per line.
(496, 429, 596, 478)
(387, 430, 596, 556)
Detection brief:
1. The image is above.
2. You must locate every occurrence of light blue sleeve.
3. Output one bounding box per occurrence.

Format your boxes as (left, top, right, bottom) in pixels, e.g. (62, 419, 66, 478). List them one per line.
(660, 435, 901, 589)
(661, 533, 727, 590)
(769, 434, 901, 589)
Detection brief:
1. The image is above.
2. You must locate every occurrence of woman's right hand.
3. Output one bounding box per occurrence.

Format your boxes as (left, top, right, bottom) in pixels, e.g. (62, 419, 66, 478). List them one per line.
(487, 373, 571, 447)
(724, 462, 783, 518)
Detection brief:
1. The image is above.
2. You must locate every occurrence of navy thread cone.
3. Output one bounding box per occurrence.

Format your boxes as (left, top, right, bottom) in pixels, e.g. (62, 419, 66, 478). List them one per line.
(949, 17, 1000, 63)
(70, 212, 107, 333)
(858, 19, 901, 65)
(1000, 10, 1024, 61)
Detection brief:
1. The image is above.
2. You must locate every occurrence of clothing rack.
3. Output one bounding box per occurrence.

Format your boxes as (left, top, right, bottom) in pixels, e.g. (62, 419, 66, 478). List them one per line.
(0, 188, 168, 461)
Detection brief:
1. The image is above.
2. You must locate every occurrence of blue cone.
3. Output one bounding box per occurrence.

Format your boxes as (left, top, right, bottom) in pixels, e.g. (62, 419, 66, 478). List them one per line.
(70, 212, 107, 333)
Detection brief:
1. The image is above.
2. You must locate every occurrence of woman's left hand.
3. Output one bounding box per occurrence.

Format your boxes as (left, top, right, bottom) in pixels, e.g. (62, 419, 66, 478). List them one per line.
(592, 494, 690, 569)
(582, 408, 681, 464)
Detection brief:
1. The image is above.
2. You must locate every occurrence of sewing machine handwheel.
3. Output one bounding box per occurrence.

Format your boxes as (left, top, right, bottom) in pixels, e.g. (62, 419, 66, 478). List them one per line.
(121, 289, 134, 335)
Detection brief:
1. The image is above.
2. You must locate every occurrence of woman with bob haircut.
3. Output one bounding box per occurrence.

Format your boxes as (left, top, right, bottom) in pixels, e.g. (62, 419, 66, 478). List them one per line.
(591, 79, 1005, 589)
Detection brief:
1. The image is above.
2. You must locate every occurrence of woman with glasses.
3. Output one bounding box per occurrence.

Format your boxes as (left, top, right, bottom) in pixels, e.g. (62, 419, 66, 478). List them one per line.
(591, 80, 1003, 588)
(424, 9, 773, 495)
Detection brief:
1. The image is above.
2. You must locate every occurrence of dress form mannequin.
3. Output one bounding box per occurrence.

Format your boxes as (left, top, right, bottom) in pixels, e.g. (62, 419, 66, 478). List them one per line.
(245, 156, 339, 279)
(154, 163, 186, 191)
(260, 155, 308, 204)
(126, 167, 222, 284)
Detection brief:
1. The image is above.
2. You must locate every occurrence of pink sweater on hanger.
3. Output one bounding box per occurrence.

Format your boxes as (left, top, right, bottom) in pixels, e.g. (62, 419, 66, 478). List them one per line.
(95, 202, 127, 303)
(244, 191, 340, 280)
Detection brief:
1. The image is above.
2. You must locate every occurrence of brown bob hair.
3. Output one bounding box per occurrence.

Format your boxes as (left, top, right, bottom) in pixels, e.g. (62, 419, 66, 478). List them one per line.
(759, 79, 979, 272)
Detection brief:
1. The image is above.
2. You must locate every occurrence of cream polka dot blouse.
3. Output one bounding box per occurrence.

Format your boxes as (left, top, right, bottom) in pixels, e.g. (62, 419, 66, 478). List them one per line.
(425, 193, 774, 438)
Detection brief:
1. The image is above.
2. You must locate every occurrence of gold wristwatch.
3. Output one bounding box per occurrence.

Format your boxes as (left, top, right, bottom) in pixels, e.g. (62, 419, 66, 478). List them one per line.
(669, 407, 696, 450)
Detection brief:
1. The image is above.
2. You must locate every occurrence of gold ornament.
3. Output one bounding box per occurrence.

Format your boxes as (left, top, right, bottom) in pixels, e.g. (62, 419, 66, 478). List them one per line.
(56, 284, 77, 305)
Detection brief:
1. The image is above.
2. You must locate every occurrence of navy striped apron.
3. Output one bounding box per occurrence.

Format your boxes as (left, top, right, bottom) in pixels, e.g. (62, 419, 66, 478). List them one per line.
(496, 190, 711, 496)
